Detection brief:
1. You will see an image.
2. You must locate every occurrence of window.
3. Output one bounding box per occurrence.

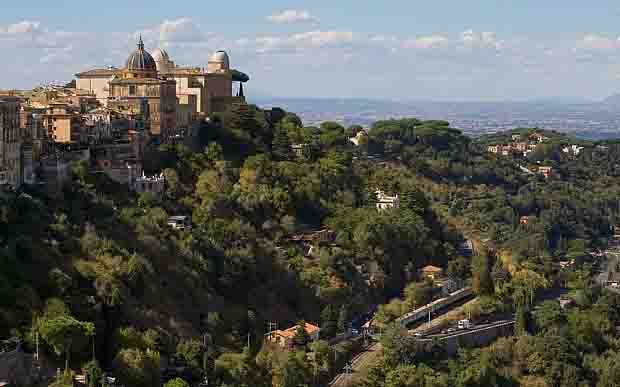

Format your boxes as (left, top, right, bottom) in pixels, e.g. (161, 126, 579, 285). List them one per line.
(129, 85, 136, 96)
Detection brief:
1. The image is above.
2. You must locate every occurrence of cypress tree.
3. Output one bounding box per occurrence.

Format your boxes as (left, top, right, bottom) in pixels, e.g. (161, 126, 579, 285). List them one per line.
(515, 305, 530, 335)
(321, 305, 337, 338)
(472, 251, 493, 296)
(272, 125, 293, 161)
(337, 305, 349, 334)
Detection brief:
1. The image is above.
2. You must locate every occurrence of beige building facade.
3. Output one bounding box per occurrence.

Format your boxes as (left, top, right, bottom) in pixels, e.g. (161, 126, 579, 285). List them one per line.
(43, 102, 81, 143)
(75, 68, 122, 105)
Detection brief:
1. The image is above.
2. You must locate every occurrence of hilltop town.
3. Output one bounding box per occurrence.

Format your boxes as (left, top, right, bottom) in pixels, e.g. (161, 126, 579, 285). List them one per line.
(0, 38, 248, 194)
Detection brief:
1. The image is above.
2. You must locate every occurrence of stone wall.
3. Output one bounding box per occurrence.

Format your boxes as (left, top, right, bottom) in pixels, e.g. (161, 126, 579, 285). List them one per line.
(439, 321, 514, 355)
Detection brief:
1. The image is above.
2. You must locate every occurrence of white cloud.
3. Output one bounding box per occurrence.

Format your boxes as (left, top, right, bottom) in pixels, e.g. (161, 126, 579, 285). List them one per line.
(575, 34, 619, 52)
(0, 21, 41, 35)
(159, 18, 204, 44)
(402, 35, 448, 49)
(267, 10, 318, 24)
(250, 30, 354, 54)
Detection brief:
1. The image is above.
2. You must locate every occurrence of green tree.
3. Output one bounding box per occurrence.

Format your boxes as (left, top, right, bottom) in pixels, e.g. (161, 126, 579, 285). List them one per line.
(515, 305, 530, 336)
(404, 281, 433, 309)
(39, 315, 95, 370)
(164, 378, 190, 387)
(471, 252, 493, 296)
(163, 168, 181, 199)
(320, 305, 337, 338)
(83, 360, 103, 387)
(293, 321, 310, 348)
(277, 352, 310, 387)
(176, 339, 204, 370)
(272, 126, 293, 161)
(114, 348, 161, 387)
(535, 300, 565, 333)
(337, 305, 349, 334)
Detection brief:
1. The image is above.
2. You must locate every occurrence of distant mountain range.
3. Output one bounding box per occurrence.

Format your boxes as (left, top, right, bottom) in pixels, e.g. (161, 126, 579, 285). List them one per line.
(250, 96, 620, 140)
(602, 93, 620, 107)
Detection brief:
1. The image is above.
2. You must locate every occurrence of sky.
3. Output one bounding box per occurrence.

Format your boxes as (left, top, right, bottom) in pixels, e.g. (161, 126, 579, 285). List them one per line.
(3, 1, 620, 101)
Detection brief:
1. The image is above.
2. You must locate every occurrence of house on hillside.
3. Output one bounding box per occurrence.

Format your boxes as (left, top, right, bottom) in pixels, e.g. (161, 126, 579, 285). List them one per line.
(487, 145, 500, 154)
(167, 216, 191, 231)
(562, 145, 584, 156)
(349, 131, 368, 146)
(530, 132, 549, 143)
(291, 143, 310, 159)
(420, 265, 444, 280)
(267, 323, 320, 348)
(511, 134, 522, 141)
(376, 190, 400, 211)
(520, 216, 530, 225)
(287, 229, 336, 258)
(458, 240, 474, 257)
(514, 142, 528, 152)
(538, 166, 553, 179)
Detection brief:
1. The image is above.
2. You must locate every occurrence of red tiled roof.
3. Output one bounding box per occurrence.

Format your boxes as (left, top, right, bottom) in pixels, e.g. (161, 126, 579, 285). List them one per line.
(421, 265, 443, 273)
(76, 68, 122, 77)
(274, 323, 320, 338)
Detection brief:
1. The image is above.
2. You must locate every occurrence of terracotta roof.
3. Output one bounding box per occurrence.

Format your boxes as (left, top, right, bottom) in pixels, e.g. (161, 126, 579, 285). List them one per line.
(75, 68, 122, 77)
(421, 265, 443, 273)
(109, 78, 173, 85)
(274, 323, 320, 338)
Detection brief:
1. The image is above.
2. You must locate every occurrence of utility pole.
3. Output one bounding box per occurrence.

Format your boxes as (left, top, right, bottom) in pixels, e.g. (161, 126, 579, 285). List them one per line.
(267, 322, 277, 342)
(35, 331, 39, 361)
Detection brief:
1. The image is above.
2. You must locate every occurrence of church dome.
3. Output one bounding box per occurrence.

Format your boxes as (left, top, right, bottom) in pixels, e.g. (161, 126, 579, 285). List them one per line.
(209, 50, 230, 69)
(126, 37, 157, 72)
(151, 48, 170, 62)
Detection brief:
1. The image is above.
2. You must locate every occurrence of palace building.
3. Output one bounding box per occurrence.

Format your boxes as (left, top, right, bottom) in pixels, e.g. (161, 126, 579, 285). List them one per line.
(151, 48, 243, 116)
(105, 37, 178, 138)
(75, 38, 247, 137)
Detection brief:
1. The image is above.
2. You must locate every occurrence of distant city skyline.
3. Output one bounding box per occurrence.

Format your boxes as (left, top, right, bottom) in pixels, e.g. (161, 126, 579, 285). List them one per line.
(4, 1, 620, 101)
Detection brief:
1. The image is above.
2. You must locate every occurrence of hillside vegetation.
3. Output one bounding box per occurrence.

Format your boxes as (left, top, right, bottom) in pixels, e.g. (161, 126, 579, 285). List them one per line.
(2, 109, 620, 387)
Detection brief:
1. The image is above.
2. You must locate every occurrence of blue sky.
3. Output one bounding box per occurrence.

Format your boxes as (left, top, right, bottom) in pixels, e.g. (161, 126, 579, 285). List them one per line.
(3, 1, 620, 101)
